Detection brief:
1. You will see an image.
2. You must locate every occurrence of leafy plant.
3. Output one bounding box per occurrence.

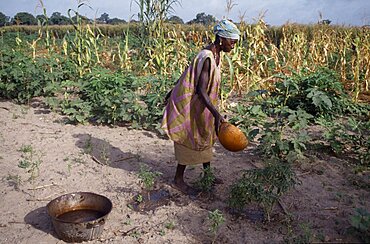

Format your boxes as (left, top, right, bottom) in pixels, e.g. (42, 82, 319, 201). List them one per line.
(317, 116, 370, 170)
(229, 100, 267, 141)
(208, 209, 225, 244)
(135, 194, 143, 203)
(193, 166, 215, 193)
(17, 145, 42, 188)
(284, 223, 313, 244)
(164, 221, 175, 230)
(66, 3, 102, 77)
(5, 174, 22, 190)
(273, 68, 349, 117)
(349, 208, 370, 243)
(229, 160, 297, 221)
(258, 107, 312, 163)
(0, 50, 46, 104)
(80, 68, 147, 126)
(138, 164, 162, 190)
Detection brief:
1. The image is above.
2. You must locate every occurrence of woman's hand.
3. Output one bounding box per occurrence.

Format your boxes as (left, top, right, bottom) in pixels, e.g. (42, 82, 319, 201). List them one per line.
(214, 113, 224, 136)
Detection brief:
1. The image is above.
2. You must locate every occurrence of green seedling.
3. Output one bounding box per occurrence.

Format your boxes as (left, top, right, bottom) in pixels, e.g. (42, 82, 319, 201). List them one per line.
(135, 194, 143, 203)
(349, 208, 370, 243)
(129, 230, 141, 239)
(123, 219, 132, 225)
(6, 174, 22, 190)
(208, 209, 225, 244)
(194, 166, 215, 193)
(138, 164, 162, 190)
(165, 221, 175, 230)
(17, 145, 42, 189)
(284, 222, 313, 244)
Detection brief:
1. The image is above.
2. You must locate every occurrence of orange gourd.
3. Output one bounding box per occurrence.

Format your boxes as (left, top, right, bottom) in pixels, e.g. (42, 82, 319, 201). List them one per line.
(218, 122, 248, 152)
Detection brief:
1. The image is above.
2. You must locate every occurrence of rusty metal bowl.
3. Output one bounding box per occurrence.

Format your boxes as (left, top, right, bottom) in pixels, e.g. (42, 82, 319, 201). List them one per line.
(46, 192, 113, 243)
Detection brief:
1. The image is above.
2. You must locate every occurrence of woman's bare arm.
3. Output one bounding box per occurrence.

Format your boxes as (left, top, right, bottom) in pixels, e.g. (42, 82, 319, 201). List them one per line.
(196, 58, 223, 135)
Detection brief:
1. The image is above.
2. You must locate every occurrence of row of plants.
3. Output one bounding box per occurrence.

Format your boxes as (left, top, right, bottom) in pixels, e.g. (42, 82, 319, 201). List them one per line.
(0, 47, 173, 131)
(2, 20, 369, 99)
(227, 67, 369, 222)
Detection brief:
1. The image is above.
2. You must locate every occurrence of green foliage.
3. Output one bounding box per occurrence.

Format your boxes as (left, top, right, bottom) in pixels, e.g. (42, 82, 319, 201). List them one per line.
(229, 161, 297, 221)
(0, 45, 76, 104)
(0, 12, 9, 26)
(284, 223, 313, 244)
(6, 174, 22, 190)
(259, 107, 313, 163)
(135, 194, 143, 203)
(135, 0, 181, 25)
(13, 12, 37, 25)
(231, 92, 313, 163)
(229, 101, 267, 141)
(0, 50, 45, 103)
(65, 7, 102, 77)
(273, 68, 348, 116)
(166, 15, 184, 24)
(193, 166, 215, 193)
(187, 12, 216, 25)
(349, 208, 370, 243)
(80, 68, 146, 125)
(228, 67, 369, 222)
(49, 12, 70, 25)
(140, 76, 173, 129)
(138, 164, 162, 190)
(164, 221, 175, 230)
(17, 145, 42, 186)
(208, 209, 225, 243)
(317, 116, 370, 170)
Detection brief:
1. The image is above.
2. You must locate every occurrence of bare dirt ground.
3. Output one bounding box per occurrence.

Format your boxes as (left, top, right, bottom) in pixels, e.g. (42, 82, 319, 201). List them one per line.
(0, 99, 368, 244)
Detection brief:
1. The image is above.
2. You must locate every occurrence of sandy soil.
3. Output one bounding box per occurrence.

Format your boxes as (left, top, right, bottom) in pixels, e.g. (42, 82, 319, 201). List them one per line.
(0, 99, 368, 244)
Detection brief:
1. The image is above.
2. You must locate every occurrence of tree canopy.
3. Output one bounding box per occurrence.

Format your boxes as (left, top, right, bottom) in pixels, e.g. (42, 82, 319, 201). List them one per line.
(107, 18, 126, 25)
(187, 12, 216, 25)
(97, 13, 109, 24)
(167, 15, 184, 24)
(0, 10, 217, 26)
(0, 12, 9, 26)
(13, 12, 37, 25)
(50, 12, 70, 25)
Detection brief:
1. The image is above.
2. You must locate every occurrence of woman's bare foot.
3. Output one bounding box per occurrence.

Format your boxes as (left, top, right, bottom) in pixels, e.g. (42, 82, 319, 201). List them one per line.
(172, 179, 199, 196)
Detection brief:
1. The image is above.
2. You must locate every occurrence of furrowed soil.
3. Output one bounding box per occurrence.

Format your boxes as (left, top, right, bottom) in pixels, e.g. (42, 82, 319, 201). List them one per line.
(0, 99, 368, 244)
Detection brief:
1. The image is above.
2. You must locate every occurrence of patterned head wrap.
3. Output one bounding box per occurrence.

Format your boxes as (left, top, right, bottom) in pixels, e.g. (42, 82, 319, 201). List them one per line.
(213, 19, 240, 40)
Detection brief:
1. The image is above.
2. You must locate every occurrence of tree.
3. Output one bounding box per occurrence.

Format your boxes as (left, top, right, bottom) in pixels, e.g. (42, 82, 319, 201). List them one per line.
(50, 12, 70, 25)
(97, 13, 109, 24)
(107, 18, 126, 25)
(13, 12, 37, 25)
(187, 12, 216, 25)
(36, 14, 47, 24)
(71, 15, 91, 24)
(0, 12, 9, 26)
(167, 15, 184, 24)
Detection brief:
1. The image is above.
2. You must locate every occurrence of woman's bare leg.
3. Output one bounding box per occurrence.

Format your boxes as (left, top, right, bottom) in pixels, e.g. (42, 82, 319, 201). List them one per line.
(174, 164, 198, 195)
(202, 162, 223, 184)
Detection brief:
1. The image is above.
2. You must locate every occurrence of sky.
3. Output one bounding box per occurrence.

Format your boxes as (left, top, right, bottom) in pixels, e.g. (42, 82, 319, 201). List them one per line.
(0, 0, 369, 26)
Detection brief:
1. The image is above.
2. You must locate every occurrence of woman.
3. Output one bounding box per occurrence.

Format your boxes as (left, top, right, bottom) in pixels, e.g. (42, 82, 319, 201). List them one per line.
(161, 19, 240, 195)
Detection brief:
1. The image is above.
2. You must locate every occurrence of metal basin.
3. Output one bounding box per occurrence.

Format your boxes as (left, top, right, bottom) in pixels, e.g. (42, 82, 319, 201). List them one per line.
(46, 192, 113, 243)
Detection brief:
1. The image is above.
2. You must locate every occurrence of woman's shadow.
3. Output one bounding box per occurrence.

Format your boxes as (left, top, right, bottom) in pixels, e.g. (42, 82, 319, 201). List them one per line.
(72, 133, 176, 187)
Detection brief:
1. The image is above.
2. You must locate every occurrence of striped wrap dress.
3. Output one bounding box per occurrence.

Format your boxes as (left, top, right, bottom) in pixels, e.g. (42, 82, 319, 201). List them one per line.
(161, 49, 221, 165)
